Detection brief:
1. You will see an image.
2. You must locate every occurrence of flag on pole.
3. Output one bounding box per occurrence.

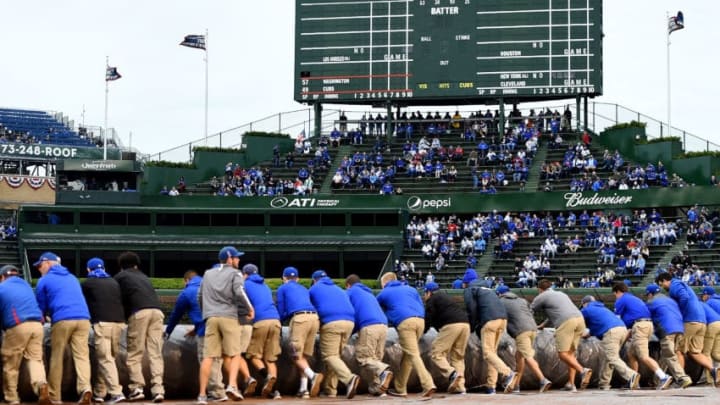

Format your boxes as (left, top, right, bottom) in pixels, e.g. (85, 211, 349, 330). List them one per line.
(105, 66, 122, 81)
(668, 11, 684, 34)
(180, 34, 206, 50)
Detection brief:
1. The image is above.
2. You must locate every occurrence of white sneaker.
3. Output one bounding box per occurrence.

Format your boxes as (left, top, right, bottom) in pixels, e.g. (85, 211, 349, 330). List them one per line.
(128, 389, 144, 401)
(225, 385, 243, 401)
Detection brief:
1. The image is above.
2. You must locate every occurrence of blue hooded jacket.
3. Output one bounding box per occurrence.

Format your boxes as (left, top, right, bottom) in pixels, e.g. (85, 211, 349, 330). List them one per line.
(376, 280, 424, 326)
(706, 294, 720, 314)
(309, 277, 355, 325)
(702, 302, 720, 324)
(276, 280, 315, 322)
(346, 282, 387, 332)
(36, 264, 90, 323)
(166, 275, 204, 336)
(646, 294, 684, 338)
(581, 301, 625, 338)
(668, 279, 706, 323)
(614, 292, 652, 328)
(0, 276, 43, 330)
(245, 274, 280, 323)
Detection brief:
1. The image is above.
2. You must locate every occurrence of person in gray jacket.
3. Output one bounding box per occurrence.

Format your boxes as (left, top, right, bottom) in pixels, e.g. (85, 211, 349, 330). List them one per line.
(530, 279, 591, 392)
(463, 272, 519, 394)
(496, 285, 552, 393)
(196, 247, 255, 405)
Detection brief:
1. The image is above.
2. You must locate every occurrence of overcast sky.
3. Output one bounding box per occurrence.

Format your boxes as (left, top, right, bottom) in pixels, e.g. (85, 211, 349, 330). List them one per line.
(0, 1, 716, 156)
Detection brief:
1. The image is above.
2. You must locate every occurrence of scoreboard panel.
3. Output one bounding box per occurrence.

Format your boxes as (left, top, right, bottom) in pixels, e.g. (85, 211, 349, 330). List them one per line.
(294, 0, 603, 104)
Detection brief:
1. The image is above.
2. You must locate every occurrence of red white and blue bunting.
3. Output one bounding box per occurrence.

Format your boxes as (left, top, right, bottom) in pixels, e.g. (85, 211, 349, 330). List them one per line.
(0, 175, 55, 190)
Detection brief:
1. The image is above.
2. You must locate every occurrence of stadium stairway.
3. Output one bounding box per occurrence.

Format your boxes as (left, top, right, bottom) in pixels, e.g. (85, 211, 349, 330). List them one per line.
(0, 240, 20, 270)
(522, 141, 548, 192)
(483, 227, 678, 288)
(321, 143, 356, 193)
(640, 233, 688, 286)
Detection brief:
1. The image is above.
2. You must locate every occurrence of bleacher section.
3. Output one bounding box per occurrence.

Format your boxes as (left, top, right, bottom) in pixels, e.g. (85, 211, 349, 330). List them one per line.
(328, 134, 530, 195)
(401, 212, 685, 289)
(538, 136, 680, 191)
(0, 108, 95, 147)
(187, 142, 335, 196)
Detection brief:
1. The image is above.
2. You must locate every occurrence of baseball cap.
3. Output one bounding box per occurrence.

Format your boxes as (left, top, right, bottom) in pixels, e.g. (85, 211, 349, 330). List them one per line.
(645, 284, 661, 295)
(0, 265, 20, 277)
(496, 285, 510, 295)
(218, 246, 244, 261)
(581, 295, 595, 305)
(424, 282, 440, 292)
(283, 266, 299, 278)
(33, 251, 60, 267)
(242, 263, 258, 275)
(462, 269, 478, 284)
(86, 257, 104, 270)
(701, 286, 716, 296)
(311, 270, 328, 280)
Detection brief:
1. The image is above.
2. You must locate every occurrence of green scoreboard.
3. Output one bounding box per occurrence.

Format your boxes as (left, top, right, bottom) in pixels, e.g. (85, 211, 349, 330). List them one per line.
(294, 0, 603, 104)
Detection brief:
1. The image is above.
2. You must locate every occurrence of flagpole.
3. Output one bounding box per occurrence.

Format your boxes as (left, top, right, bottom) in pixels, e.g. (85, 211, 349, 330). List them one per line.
(204, 28, 209, 146)
(666, 12, 671, 139)
(104, 56, 109, 160)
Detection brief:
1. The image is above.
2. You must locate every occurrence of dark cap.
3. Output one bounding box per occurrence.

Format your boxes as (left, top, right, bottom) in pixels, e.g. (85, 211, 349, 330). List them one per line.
(581, 295, 595, 304)
(462, 269, 478, 284)
(218, 246, 244, 261)
(242, 263, 258, 275)
(701, 286, 716, 296)
(0, 265, 20, 277)
(311, 270, 328, 280)
(645, 284, 661, 295)
(283, 266, 299, 278)
(86, 257, 104, 270)
(496, 285, 510, 295)
(33, 251, 60, 267)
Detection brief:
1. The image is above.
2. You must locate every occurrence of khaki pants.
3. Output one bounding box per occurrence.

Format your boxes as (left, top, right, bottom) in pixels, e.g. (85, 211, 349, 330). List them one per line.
(92, 322, 125, 397)
(197, 337, 225, 398)
(515, 330, 537, 359)
(126, 308, 164, 395)
(1, 321, 47, 403)
(289, 313, 320, 358)
(319, 320, 354, 395)
(355, 323, 389, 393)
(555, 316, 585, 353)
(49, 319, 91, 401)
(628, 321, 653, 360)
(480, 318, 511, 388)
(246, 319, 282, 362)
(599, 326, 634, 388)
(431, 322, 470, 390)
(659, 334, 689, 381)
(702, 321, 720, 362)
(681, 322, 706, 354)
(395, 317, 434, 394)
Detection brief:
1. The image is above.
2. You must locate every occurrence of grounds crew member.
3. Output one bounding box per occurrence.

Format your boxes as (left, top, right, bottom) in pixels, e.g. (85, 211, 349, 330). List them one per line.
(423, 282, 470, 394)
(345, 274, 393, 396)
(0, 264, 51, 405)
(276, 266, 323, 398)
(81, 258, 127, 403)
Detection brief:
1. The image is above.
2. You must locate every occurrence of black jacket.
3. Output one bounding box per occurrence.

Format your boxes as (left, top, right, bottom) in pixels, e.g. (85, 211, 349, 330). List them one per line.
(114, 268, 161, 319)
(424, 291, 469, 333)
(82, 277, 126, 323)
(463, 280, 507, 333)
